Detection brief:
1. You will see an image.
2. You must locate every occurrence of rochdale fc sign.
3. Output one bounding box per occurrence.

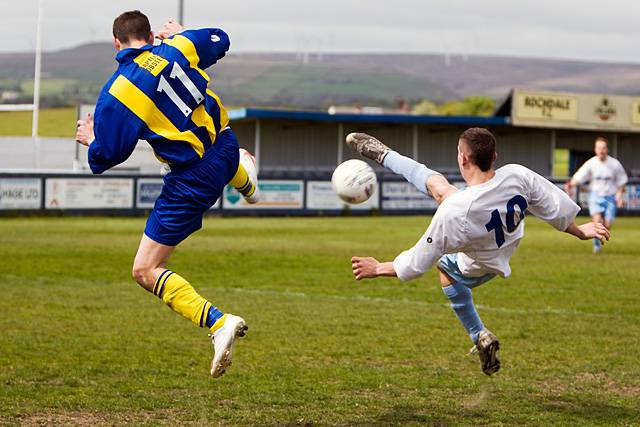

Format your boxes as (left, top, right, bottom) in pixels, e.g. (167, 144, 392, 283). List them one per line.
(512, 88, 640, 132)
(515, 90, 577, 122)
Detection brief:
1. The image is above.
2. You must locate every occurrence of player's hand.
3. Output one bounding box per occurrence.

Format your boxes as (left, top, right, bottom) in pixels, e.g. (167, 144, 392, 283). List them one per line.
(615, 193, 624, 209)
(75, 113, 94, 147)
(564, 181, 573, 197)
(351, 256, 380, 280)
(156, 20, 184, 40)
(577, 222, 610, 244)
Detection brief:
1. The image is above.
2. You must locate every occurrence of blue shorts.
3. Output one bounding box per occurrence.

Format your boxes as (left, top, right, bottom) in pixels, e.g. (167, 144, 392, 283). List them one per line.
(437, 253, 496, 289)
(144, 130, 240, 246)
(588, 194, 616, 222)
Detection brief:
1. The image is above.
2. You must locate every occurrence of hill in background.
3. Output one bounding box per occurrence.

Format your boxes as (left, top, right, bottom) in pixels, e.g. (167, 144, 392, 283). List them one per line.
(1, 42, 640, 109)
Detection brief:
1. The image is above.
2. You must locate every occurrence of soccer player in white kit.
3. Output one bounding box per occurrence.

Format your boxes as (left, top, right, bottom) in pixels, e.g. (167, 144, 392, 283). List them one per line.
(346, 128, 610, 375)
(565, 137, 628, 254)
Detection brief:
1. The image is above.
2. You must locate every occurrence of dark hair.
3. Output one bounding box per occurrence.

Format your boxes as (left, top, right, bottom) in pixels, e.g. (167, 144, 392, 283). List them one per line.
(459, 127, 496, 172)
(113, 10, 151, 44)
(595, 136, 609, 146)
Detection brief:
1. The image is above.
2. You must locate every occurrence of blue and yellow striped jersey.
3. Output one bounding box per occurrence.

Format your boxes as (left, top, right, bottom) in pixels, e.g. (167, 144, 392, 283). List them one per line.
(88, 28, 231, 174)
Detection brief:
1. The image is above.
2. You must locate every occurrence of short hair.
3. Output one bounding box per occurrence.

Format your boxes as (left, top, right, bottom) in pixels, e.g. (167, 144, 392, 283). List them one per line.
(595, 136, 609, 147)
(112, 10, 151, 45)
(459, 127, 497, 172)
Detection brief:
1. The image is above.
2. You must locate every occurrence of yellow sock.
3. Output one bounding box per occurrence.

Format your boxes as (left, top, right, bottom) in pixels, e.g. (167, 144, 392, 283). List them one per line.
(229, 162, 256, 198)
(154, 270, 217, 328)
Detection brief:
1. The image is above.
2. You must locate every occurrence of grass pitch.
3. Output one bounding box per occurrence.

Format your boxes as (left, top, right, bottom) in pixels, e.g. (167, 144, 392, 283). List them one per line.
(0, 107, 76, 137)
(0, 216, 638, 426)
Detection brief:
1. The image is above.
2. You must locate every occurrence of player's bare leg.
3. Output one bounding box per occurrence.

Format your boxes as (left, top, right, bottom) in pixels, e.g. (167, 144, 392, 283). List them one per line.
(346, 132, 457, 205)
(132, 235, 175, 292)
(132, 235, 247, 377)
(439, 268, 500, 375)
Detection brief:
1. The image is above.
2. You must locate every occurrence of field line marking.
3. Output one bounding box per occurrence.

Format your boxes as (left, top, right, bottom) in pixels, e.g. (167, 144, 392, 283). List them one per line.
(203, 286, 630, 320)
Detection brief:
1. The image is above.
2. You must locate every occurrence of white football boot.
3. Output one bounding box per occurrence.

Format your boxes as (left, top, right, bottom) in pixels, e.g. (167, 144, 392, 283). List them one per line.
(239, 148, 260, 204)
(210, 314, 248, 378)
(469, 329, 501, 376)
(345, 132, 390, 164)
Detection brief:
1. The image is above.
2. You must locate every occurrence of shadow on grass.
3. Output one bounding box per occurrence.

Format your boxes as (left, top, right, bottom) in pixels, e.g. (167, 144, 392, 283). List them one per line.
(538, 395, 640, 424)
(354, 396, 640, 426)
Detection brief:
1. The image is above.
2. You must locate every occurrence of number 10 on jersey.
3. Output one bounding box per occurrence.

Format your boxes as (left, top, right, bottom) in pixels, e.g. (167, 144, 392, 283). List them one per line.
(485, 195, 528, 248)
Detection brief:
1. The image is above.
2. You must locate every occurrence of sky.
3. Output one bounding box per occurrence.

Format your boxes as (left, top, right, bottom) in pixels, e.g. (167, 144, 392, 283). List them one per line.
(2, 0, 640, 63)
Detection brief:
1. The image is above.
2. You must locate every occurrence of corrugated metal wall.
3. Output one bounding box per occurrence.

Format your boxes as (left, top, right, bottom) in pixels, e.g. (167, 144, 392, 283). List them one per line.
(493, 128, 551, 175)
(232, 121, 256, 154)
(417, 127, 461, 173)
(3, 120, 635, 178)
(617, 133, 640, 175)
(556, 130, 601, 152)
(260, 121, 339, 172)
(231, 120, 562, 177)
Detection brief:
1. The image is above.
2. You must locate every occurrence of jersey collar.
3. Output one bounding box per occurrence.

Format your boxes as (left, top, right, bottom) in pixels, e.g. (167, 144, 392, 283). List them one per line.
(115, 44, 154, 64)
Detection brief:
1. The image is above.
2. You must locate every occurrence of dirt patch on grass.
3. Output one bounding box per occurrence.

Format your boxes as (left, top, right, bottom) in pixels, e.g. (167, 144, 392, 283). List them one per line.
(575, 372, 640, 398)
(4, 409, 188, 426)
(537, 372, 640, 398)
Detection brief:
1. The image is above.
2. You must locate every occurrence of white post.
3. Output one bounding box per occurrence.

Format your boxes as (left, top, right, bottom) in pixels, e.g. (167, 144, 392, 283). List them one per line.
(412, 124, 419, 159)
(178, 0, 185, 24)
(549, 130, 557, 177)
(254, 120, 261, 164)
(32, 0, 44, 168)
(337, 123, 343, 164)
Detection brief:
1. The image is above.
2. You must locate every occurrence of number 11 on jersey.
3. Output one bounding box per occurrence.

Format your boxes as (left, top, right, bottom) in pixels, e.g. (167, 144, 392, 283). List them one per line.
(157, 62, 204, 117)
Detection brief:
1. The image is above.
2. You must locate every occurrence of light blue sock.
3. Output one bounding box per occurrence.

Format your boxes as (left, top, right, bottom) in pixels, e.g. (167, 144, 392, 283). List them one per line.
(382, 151, 439, 195)
(443, 283, 485, 344)
(593, 238, 601, 250)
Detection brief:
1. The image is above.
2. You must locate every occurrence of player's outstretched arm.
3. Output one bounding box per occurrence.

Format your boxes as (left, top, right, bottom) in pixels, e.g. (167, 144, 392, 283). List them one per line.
(564, 221, 610, 243)
(156, 20, 183, 40)
(157, 19, 230, 69)
(351, 257, 397, 280)
(427, 174, 458, 205)
(79, 96, 141, 174)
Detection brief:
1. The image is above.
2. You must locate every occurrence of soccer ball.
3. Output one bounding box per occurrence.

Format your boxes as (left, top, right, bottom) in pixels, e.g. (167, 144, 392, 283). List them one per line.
(331, 159, 378, 204)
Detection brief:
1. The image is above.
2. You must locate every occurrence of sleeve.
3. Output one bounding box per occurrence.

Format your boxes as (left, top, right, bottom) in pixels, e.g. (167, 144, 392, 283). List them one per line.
(525, 167, 580, 231)
(87, 91, 141, 174)
(571, 159, 592, 185)
(179, 28, 230, 69)
(615, 160, 629, 188)
(392, 208, 461, 282)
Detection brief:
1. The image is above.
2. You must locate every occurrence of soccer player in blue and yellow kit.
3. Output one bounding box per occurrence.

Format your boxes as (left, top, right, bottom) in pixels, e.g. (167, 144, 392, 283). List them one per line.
(75, 11, 257, 377)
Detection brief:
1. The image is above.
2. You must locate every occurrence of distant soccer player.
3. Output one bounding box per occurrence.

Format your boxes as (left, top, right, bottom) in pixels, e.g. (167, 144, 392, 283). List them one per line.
(75, 11, 258, 377)
(346, 129, 609, 375)
(565, 137, 628, 254)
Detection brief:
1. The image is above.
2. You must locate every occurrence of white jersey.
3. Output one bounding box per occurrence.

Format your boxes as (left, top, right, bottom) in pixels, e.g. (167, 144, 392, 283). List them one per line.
(572, 156, 628, 198)
(393, 164, 580, 281)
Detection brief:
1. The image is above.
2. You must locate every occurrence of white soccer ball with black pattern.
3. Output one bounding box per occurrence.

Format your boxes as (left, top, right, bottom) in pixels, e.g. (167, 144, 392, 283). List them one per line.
(331, 159, 378, 204)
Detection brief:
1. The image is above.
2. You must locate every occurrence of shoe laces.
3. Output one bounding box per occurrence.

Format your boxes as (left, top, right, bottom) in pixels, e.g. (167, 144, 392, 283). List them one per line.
(468, 345, 478, 356)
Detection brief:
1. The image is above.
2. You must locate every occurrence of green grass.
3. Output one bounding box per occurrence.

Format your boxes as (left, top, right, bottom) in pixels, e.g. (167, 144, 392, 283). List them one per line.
(0, 216, 638, 425)
(0, 107, 76, 137)
(238, 65, 452, 105)
(19, 79, 79, 97)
